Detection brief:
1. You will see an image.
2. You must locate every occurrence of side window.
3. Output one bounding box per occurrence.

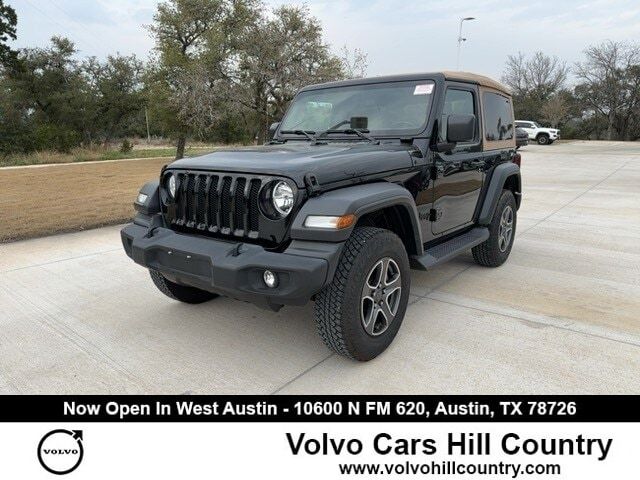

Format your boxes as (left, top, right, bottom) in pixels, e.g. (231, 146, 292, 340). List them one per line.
(515, 121, 526, 129)
(483, 92, 514, 141)
(440, 89, 476, 142)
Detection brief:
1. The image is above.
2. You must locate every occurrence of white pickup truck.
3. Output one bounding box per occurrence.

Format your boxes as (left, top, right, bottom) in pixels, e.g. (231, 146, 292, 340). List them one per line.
(515, 120, 560, 145)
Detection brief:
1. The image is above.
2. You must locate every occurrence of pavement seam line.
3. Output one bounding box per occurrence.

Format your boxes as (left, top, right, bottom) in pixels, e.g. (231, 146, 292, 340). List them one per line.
(517, 159, 631, 237)
(270, 353, 335, 395)
(0, 248, 121, 273)
(0, 281, 151, 389)
(420, 294, 640, 349)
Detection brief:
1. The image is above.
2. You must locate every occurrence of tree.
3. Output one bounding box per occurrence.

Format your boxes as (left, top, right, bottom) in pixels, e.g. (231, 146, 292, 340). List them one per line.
(4, 37, 90, 152)
(84, 54, 145, 143)
(502, 51, 569, 121)
(540, 91, 573, 128)
(147, 0, 254, 158)
(340, 46, 368, 79)
(574, 41, 640, 140)
(235, 5, 347, 142)
(0, 0, 16, 66)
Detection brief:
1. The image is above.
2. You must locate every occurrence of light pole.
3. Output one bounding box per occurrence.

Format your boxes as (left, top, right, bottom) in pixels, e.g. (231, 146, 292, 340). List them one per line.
(456, 16, 476, 70)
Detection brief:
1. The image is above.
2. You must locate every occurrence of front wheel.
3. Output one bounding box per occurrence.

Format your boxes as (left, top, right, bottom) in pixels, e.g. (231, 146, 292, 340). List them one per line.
(314, 227, 410, 361)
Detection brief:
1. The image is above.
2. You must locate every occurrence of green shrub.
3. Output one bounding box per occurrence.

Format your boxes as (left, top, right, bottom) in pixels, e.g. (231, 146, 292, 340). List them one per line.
(33, 124, 82, 153)
(119, 139, 134, 153)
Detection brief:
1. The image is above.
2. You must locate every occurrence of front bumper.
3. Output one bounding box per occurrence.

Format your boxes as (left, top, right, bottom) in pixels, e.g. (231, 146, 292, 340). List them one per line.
(121, 223, 343, 310)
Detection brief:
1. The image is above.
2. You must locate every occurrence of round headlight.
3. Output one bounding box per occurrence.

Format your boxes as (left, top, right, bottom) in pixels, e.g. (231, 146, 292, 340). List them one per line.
(168, 174, 177, 199)
(272, 181, 294, 217)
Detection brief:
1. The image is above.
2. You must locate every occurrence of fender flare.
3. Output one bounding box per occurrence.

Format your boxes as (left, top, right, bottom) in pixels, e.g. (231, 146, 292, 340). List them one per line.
(134, 180, 160, 216)
(291, 182, 424, 254)
(478, 163, 521, 225)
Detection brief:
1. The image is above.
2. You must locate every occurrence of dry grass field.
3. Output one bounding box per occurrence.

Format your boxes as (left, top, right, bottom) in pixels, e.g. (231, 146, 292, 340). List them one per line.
(0, 157, 170, 242)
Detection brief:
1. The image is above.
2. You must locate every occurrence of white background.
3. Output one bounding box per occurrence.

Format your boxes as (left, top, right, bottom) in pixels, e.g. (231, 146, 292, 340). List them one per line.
(2, 422, 637, 479)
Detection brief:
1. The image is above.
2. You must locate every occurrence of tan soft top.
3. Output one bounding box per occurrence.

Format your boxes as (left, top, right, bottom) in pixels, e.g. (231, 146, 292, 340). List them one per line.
(442, 71, 510, 94)
(301, 71, 511, 95)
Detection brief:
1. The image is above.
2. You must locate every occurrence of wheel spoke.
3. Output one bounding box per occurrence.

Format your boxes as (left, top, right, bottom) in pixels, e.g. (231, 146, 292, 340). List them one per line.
(379, 300, 394, 324)
(364, 305, 381, 335)
(362, 282, 377, 297)
(384, 286, 401, 315)
(384, 273, 401, 291)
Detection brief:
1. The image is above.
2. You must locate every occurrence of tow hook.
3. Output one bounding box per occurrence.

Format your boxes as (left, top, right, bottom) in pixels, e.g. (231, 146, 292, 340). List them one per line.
(144, 214, 165, 238)
(230, 243, 245, 257)
(144, 226, 158, 238)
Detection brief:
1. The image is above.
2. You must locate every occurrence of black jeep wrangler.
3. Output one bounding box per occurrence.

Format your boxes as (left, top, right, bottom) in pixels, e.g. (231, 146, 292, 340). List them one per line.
(122, 71, 521, 361)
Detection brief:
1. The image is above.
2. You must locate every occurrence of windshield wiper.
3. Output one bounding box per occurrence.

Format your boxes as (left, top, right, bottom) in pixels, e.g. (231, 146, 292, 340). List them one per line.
(315, 128, 379, 144)
(279, 130, 317, 142)
(280, 126, 379, 145)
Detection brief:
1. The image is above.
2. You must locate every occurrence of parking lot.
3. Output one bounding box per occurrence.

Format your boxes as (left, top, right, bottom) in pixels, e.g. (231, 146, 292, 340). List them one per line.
(1, 141, 639, 394)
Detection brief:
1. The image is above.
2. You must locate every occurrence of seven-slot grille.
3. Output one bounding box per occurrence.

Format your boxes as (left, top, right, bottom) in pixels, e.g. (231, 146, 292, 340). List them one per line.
(170, 172, 264, 239)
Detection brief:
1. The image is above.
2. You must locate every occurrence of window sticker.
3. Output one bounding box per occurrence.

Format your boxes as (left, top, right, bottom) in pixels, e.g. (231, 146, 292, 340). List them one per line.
(414, 84, 434, 95)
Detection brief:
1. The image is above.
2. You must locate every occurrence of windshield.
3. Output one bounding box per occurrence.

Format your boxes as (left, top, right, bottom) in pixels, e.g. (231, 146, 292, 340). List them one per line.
(279, 80, 435, 138)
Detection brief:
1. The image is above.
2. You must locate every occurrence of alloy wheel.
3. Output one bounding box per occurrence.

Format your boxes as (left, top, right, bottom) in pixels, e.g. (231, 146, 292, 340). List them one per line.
(498, 206, 514, 252)
(361, 257, 402, 336)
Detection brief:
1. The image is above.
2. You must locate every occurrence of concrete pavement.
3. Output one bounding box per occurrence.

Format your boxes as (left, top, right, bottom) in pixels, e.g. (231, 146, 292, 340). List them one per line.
(1, 141, 639, 394)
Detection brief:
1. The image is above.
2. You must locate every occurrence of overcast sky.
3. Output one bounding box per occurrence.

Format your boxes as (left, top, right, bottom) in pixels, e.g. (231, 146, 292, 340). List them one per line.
(8, 0, 640, 81)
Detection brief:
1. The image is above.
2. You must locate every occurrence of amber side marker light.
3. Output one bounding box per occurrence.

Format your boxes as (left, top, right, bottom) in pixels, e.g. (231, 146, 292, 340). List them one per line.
(304, 214, 356, 230)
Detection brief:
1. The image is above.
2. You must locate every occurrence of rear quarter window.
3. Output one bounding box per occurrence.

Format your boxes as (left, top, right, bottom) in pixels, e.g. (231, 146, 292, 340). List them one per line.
(483, 92, 514, 141)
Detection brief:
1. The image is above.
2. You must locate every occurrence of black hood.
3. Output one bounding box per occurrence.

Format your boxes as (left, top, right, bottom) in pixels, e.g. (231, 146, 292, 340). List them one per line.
(167, 142, 417, 188)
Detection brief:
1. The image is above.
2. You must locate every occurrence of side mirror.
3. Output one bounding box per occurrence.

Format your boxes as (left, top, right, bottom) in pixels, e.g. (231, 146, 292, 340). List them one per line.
(268, 122, 280, 140)
(447, 114, 476, 143)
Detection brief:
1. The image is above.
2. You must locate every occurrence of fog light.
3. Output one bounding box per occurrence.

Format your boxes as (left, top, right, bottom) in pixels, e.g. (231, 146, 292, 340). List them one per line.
(136, 192, 148, 204)
(263, 270, 278, 288)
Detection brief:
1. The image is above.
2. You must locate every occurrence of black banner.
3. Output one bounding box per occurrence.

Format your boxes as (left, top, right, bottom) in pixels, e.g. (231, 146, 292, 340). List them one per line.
(0, 396, 637, 422)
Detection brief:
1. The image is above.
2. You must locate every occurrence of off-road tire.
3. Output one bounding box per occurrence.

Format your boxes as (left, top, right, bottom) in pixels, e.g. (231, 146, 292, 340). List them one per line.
(537, 133, 549, 145)
(314, 227, 410, 361)
(149, 270, 219, 304)
(472, 189, 517, 267)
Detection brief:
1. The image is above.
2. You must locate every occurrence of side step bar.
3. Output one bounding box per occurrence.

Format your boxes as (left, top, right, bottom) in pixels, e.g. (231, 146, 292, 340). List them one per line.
(410, 227, 489, 270)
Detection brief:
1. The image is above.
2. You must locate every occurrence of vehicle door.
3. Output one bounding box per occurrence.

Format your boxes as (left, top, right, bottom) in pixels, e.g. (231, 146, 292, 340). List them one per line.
(431, 84, 484, 235)
(519, 121, 536, 139)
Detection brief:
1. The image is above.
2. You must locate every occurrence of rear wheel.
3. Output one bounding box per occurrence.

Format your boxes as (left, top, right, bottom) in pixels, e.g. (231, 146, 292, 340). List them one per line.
(472, 190, 517, 267)
(149, 270, 219, 304)
(537, 133, 549, 145)
(314, 227, 410, 361)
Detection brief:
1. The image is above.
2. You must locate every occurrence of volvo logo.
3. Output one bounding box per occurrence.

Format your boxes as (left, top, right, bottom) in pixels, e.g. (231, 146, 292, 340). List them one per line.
(37, 429, 84, 475)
